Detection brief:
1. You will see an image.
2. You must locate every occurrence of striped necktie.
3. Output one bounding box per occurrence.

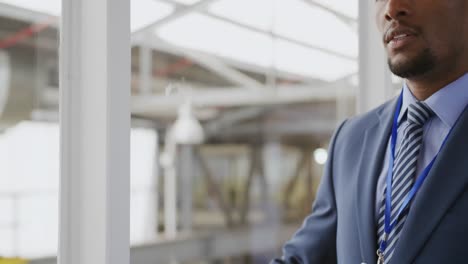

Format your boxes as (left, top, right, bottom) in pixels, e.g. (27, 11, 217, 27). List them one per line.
(377, 101, 435, 263)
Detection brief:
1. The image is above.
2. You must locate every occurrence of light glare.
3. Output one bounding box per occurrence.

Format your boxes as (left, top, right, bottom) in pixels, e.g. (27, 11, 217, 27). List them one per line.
(314, 148, 328, 165)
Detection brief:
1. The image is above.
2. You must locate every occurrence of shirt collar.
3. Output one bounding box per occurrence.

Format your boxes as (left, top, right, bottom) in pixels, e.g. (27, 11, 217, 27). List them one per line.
(400, 73, 468, 128)
(398, 83, 417, 124)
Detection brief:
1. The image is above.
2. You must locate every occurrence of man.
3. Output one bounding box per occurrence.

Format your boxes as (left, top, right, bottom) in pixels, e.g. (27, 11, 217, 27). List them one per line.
(272, 1, 468, 263)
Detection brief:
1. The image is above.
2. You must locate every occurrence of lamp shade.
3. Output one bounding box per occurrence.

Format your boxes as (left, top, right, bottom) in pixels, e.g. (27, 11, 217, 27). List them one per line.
(172, 101, 204, 145)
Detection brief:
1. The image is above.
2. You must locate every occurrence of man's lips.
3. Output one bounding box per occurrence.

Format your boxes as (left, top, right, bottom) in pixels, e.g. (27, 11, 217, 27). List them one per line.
(384, 28, 418, 50)
(388, 34, 416, 50)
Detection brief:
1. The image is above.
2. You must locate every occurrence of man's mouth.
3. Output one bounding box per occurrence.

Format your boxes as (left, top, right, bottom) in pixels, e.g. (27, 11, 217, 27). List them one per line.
(385, 28, 418, 50)
(392, 34, 411, 41)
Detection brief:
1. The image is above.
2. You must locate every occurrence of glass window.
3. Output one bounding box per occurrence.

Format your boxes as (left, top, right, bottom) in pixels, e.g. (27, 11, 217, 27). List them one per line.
(0, 0, 60, 258)
(129, 0, 358, 263)
(0, 0, 365, 262)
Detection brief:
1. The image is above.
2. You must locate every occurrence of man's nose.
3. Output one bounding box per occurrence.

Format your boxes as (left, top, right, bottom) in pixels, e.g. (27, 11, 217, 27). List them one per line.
(384, 0, 412, 22)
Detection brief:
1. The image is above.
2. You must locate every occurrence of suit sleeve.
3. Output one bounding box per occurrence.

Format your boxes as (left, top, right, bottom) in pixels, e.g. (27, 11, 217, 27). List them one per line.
(271, 120, 347, 264)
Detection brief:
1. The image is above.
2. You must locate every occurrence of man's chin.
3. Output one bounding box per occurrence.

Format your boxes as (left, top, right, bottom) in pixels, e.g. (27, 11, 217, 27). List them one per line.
(388, 60, 415, 78)
(387, 49, 436, 78)
(388, 54, 414, 70)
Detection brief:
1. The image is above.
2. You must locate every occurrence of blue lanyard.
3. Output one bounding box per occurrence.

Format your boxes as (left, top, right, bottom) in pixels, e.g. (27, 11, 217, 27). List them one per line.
(379, 91, 467, 253)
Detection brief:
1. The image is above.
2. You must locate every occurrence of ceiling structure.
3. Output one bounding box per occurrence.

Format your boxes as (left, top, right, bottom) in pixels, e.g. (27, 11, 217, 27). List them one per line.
(0, 0, 358, 84)
(0, 0, 359, 142)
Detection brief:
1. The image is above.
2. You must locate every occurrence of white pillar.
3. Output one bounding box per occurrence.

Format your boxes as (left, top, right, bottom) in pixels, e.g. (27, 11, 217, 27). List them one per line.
(162, 131, 177, 238)
(179, 145, 194, 233)
(0, 51, 10, 118)
(59, 0, 130, 263)
(164, 160, 177, 238)
(358, 1, 394, 113)
(139, 36, 152, 94)
(262, 140, 282, 221)
(151, 129, 160, 239)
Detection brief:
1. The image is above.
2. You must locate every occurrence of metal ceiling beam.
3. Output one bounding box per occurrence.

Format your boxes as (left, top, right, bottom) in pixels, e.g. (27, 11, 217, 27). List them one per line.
(131, 77, 356, 115)
(223, 119, 338, 137)
(142, 35, 266, 89)
(181, 48, 266, 89)
(31, 77, 356, 120)
(132, 0, 218, 37)
(132, 34, 325, 85)
(204, 107, 267, 136)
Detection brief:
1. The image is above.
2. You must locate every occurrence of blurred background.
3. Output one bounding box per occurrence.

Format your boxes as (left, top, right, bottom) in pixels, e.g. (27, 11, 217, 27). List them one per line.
(0, 0, 402, 263)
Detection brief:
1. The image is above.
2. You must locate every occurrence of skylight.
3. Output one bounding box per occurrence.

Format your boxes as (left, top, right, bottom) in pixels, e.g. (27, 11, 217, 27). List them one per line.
(208, 0, 273, 31)
(131, 0, 174, 32)
(312, 0, 358, 19)
(208, 0, 357, 58)
(157, 13, 356, 81)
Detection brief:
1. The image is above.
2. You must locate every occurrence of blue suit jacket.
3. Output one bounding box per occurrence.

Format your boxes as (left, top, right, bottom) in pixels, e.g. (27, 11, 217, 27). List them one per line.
(272, 98, 468, 264)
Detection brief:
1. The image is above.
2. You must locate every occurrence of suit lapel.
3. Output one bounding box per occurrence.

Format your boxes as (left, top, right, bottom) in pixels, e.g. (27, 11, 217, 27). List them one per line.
(391, 107, 468, 263)
(355, 99, 397, 264)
